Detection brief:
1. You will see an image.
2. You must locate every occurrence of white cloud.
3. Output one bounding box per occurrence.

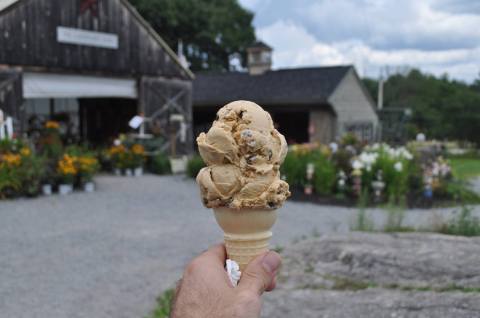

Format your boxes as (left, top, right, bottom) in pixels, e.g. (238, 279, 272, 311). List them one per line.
(257, 20, 480, 82)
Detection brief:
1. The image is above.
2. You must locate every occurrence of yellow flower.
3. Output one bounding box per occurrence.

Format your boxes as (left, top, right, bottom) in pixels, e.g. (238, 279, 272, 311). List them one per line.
(108, 145, 126, 156)
(45, 121, 60, 129)
(1, 153, 21, 167)
(78, 156, 98, 172)
(20, 147, 31, 157)
(57, 154, 78, 176)
(131, 144, 145, 155)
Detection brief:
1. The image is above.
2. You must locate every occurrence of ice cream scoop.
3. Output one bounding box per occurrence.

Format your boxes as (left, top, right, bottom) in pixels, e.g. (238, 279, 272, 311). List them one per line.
(196, 100, 290, 270)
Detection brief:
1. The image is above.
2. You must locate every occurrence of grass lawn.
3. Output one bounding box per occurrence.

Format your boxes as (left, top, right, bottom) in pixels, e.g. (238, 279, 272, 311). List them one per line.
(450, 157, 480, 180)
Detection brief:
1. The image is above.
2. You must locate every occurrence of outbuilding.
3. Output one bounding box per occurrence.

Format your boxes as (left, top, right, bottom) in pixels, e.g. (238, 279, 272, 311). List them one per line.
(0, 0, 193, 154)
(194, 41, 379, 144)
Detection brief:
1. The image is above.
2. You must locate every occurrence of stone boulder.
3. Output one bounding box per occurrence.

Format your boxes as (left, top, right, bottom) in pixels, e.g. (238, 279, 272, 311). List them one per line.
(263, 232, 480, 318)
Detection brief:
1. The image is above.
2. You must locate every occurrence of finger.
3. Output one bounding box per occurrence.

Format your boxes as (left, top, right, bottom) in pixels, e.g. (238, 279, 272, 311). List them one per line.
(265, 276, 277, 292)
(238, 251, 281, 296)
(199, 243, 227, 265)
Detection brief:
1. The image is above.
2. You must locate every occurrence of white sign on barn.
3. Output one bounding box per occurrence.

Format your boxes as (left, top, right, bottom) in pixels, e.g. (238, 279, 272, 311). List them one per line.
(56, 26, 119, 49)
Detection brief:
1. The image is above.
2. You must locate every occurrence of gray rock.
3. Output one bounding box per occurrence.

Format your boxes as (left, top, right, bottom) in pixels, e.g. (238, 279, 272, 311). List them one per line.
(279, 232, 480, 289)
(263, 232, 480, 318)
(263, 288, 480, 318)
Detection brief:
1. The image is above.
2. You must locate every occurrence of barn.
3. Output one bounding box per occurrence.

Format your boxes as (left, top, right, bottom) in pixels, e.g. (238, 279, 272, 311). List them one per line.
(193, 41, 379, 145)
(0, 0, 193, 154)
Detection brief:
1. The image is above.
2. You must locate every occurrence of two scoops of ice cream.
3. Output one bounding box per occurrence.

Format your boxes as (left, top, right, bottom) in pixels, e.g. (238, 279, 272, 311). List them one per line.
(195, 100, 290, 271)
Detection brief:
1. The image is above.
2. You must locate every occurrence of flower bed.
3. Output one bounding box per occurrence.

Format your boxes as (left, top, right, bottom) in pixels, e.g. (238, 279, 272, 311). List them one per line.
(0, 121, 101, 199)
(282, 137, 479, 208)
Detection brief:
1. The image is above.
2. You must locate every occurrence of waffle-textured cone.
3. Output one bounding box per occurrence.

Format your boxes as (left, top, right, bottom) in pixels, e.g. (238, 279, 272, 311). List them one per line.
(213, 207, 277, 271)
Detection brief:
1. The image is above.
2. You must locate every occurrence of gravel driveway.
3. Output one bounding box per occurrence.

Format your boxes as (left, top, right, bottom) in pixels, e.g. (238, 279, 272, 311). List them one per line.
(0, 175, 478, 318)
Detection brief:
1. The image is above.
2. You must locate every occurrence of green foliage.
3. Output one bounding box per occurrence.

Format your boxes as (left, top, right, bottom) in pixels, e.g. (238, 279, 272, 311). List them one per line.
(363, 69, 480, 145)
(382, 198, 415, 232)
(280, 151, 306, 187)
(351, 191, 375, 232)
(0, 139, 46, 198)
(439, 206, 480, 237)
(186, 155, 205, 178)
(129, 0, 255, 72)
(146, 289, 174, 318)
(444, 181, 480, 204)
(18, 154, 46, 196)
(313, 156, 336, 195)
(281, 149, 334, 191)
(449, 157, 480, 180)
(149, 153, 172, 175)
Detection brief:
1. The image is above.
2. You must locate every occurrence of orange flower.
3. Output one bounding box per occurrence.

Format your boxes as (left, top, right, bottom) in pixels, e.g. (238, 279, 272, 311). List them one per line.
(45, 121, 60, 129)
(1, 153, 21, 167)
(131, 144, 145, 155)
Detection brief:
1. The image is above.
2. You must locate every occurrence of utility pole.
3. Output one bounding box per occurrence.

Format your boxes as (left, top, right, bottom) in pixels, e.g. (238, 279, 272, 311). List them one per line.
(377, 73, 384, 111)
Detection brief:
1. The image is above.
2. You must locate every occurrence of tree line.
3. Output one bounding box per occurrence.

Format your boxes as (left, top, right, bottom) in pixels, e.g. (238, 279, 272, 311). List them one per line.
(363, 70, 480, 145)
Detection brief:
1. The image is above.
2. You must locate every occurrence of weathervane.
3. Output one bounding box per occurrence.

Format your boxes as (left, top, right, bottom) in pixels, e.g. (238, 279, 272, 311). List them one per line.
(80, 0, 99, 16)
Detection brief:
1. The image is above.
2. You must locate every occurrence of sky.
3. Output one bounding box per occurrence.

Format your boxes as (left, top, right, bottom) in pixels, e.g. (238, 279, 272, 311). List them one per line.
(238, 0, 480, 83)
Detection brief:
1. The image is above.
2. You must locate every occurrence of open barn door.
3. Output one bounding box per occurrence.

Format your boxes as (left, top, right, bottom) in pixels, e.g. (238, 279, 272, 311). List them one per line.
(0, 70, 24, 135)
(140, 77, 193, 156)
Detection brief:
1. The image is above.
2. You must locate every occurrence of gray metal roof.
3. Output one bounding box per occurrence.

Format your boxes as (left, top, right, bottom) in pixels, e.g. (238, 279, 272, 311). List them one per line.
(193, 65, 352, 106)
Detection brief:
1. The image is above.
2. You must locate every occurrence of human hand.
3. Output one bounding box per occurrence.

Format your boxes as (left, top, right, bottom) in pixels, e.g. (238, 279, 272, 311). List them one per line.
(171, 244, 281, 318)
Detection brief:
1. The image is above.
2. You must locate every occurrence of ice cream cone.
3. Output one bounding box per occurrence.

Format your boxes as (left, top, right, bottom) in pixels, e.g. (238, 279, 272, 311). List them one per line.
(213, 207, 277, 271)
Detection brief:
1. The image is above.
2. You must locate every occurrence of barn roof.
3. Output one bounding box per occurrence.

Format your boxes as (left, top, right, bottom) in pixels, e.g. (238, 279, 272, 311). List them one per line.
(248, 41, 273, 51)
(193, 65, 352, 106)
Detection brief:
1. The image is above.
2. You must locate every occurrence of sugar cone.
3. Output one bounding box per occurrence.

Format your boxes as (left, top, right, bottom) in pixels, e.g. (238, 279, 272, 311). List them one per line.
(213, 207, 277, 271)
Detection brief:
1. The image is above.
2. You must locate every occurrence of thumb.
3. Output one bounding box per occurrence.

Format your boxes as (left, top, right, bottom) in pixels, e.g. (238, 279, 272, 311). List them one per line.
(238, 251, 281, 296)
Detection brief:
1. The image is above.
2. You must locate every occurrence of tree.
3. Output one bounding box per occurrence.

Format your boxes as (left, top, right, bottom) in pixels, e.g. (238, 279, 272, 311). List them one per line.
(363, 69, 480, 145)
(128, 0, 256, 72)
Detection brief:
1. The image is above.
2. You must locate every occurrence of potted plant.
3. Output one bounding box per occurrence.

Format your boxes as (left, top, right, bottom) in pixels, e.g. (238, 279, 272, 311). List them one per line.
(130, 144, 146, 177)
(0, 152, 22, 199)
(18, 147, 45, 197)
(77, 155, 99, 192)
(108, 144, 126, 176)
(57, 154, 77, 195)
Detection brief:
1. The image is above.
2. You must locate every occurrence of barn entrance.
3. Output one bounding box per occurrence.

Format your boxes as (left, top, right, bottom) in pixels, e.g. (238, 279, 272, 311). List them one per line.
(79, 98, 138, 146)
(193, 108, 310, 145)
(271, 112, 309, 144)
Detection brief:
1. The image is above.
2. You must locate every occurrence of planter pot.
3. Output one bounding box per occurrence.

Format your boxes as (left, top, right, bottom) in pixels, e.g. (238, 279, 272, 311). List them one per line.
(114, 168, 122, 176)
(42, 184, 52, 196)
(134, 167, 143, 177)
(59, 184, 73, 195)
(83, 182, 95, 193)
(125, 169, 133, 177)
(170, 156, 188, 174)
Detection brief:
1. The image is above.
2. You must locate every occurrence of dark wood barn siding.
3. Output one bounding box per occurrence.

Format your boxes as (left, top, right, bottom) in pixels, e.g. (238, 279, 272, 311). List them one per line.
(0, 0, 189, 79)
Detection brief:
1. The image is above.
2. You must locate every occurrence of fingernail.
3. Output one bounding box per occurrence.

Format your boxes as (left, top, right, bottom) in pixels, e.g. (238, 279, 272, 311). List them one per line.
(262, 252, 281, 273)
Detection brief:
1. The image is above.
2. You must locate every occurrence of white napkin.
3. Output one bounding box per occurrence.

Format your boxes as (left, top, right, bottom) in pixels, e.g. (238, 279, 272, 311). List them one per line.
(226, 259, 241, 287)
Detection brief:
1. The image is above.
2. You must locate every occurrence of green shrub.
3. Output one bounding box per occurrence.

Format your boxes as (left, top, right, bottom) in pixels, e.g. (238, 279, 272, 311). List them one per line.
(149, 153, 171, 175)
(281, 149, 333, 189)
(313, 155, 336, 195)
(186, 155, 205, 178)
(440, 206, 480, 236)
